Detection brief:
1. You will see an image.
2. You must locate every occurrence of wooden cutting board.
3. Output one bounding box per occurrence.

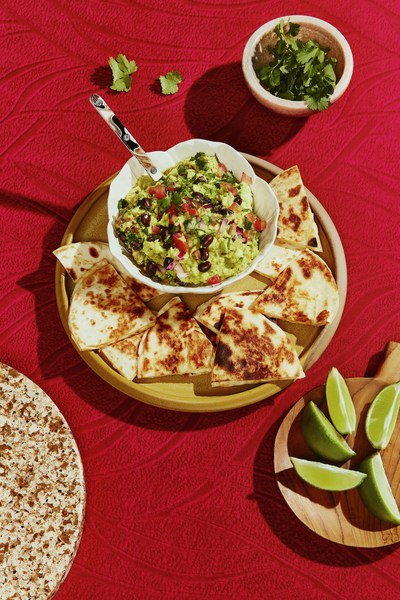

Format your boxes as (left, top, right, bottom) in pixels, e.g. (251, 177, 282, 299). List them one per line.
(274, 341, 400, 547)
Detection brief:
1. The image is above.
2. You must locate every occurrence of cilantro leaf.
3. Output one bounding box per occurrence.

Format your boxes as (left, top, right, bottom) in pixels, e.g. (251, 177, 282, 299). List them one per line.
(159, 71, 183, 95)
(109, 54, 138, 92)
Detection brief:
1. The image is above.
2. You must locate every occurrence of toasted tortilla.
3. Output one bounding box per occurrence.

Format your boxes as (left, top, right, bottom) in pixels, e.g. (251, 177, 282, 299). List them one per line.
(137, 297, 214, 378)
(99, 333, 143, 380)
(0, 363, 85, 599)
(194, 290, 263, 334)
(54, 241, 162, 302)
(211, 308, 304, 386)
(68, 260, 156, 350)
(252, 249, 339, 326)
(255, 243, 302, 280)
(269, 166, 322, 251)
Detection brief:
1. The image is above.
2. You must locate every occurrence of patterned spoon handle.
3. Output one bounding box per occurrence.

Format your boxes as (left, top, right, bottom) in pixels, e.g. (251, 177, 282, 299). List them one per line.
(89, 94, 163, 182)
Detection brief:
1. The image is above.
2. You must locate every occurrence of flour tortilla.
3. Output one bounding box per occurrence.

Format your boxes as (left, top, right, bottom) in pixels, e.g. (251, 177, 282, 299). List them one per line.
(99, 333, 143, 380)
(252, 249, 339, 326)
(254, 243, 302, 280)
(68, 260, 156, 350)
(211, 308, 304, 387)
(194, 290, 263, 334)
(269, 166, 322, 252)
(54, 241, 162, 302)
(137, 297, 214, 378)
(0, 363, 85, 599)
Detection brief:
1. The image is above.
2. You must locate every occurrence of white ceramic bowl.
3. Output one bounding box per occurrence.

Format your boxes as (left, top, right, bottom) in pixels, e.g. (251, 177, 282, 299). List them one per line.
(108, 139, 279, 295)
(242, 15, 354, 117)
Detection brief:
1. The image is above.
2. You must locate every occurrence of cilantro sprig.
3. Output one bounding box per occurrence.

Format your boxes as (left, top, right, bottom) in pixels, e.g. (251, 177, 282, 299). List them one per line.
(109, 54, 138, 92)
(256, 20, 337, 111)
(159, 71, 183, 95)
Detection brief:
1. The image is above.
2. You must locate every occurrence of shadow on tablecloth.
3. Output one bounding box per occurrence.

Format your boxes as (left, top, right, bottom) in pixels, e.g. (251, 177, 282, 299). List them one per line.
(251, 417, 397, 565)
(184, 62, 306, 156)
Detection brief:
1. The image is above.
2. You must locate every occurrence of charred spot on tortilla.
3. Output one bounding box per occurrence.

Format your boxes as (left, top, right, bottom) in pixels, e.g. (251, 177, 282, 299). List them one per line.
(289, 185, 301, 197)
(89, 246, 99, 258)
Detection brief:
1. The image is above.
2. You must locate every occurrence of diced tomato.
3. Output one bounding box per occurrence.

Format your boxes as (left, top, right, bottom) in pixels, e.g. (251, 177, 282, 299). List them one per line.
(207, 274, 221, 285)
(152, 225, 160, 234)
(149, 184, 166, 199)
(172, 233, 188, 254)
(181, 202, 198, 216)
(245, 212, 257, 224)
(221, 182, 238, 196)
(216, 162, 227, 177)
(167, 184, 176, 192)
(254, 218, 267, 232)
(167, 203, 178, 215)
(241, 172, 253, 184)
(228, 201, 242, 212)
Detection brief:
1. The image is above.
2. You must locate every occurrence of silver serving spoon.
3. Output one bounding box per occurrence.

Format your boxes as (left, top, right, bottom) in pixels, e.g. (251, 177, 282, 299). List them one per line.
(89, 94, 163, 182)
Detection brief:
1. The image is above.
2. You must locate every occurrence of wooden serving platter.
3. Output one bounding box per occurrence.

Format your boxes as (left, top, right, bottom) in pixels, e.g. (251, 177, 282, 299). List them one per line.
(274, 341, 400, 547)
(55, 155, 347, 412)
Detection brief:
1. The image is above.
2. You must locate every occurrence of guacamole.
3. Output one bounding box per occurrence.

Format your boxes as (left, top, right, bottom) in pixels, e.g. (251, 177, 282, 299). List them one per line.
(114, 152, 267, 286)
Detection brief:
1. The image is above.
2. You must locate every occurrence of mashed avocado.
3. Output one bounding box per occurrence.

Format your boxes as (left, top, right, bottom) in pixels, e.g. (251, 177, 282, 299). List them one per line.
(114, 152, 267, 286)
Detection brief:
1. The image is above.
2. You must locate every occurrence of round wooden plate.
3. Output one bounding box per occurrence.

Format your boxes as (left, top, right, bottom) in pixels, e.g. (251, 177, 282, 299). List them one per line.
(274, 342, 400, 547)
(55, 155, 347, 412)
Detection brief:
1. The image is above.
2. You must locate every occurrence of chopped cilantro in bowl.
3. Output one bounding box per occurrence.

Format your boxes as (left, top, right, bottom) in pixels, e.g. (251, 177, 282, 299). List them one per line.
(255, 20, 337, 111)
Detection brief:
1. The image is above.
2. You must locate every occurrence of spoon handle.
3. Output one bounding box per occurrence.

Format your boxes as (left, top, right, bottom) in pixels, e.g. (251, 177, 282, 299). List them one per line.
(89, 94, 163, 182)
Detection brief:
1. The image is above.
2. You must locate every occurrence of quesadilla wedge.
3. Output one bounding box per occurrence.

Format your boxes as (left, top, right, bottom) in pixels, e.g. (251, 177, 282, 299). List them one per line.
(211, 308, 304, 386)
(100, 333, 143, 380)
(255, 243, 302, 280)
(137, 297, 214, 379)
(54, 241, 162, 302)
(194, 290, 263, 334)
(68, 260, 156, 350)
(252, 249, 339, 326)
(269, 166, 322, 252)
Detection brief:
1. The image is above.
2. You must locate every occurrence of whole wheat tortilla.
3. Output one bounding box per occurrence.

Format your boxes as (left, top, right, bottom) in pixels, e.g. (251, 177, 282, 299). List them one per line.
(68, 260, 155, 350)
(269, 166, 322, 252)
(211, 308, 304, 387)
(0, 363, 85, 599)
(54, 241, 162, 303)
(252, 249, 339, 326)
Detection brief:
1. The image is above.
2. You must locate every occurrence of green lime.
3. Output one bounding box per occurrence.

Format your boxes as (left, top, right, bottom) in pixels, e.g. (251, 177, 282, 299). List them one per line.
(326, 367, 356, 435)
(358, 452, 400, 525)
(302, 400, 355, 462)
(290, 457, 366, 491)
(365, 382, 400, 449)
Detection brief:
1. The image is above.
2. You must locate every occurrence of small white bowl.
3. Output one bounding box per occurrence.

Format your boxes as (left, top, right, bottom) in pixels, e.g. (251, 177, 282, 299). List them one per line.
(242, 15, 354, 117)
(108, 139, 279, 295)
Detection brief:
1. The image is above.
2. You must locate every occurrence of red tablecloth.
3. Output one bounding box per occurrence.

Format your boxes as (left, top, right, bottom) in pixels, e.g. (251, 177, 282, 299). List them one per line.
(1, 1, 400, 598)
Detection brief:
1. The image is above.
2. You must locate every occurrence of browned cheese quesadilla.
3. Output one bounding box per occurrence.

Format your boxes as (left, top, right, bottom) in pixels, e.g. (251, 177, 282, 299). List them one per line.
(254, 242, 302, 280)
(269, 166, 322, 252)
(211, 308, 304, 386)
(68, 260, 156, 350)
(252, 249, 339, 326)
(99, 333, 143, 380)
(54, 241, 162, 302)
(137, 297, 214, 378)
(194, 290, 263, 334)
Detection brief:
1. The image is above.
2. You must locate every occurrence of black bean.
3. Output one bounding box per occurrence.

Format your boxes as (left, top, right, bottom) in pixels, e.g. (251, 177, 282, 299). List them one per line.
(118, 232, 126, 242)
(198, 261, 211, 272)
(193, 192, 208, 204)
(235, 196, 242, 205)
(164, 256, 174, 268)
(201, 234, 214, 248)
(140, 198, 152, 210)
(147, 234, 159, 242)
(159, 226, 169, 240)
(131, 241, 143, 250)
(146, 261, 157, 277)
(141, 212, 151, 226)
(199, 248, 209, 260)
(194, 175, 206, 183)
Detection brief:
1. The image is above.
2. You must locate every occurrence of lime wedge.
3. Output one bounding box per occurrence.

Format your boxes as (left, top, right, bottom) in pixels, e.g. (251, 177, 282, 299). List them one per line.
(290, 457, 366, 491)
(326, 367, 356, 435)
(302, 400, 355, 462)
(358, 452, 400, 524)
(365, 382, 400, 449)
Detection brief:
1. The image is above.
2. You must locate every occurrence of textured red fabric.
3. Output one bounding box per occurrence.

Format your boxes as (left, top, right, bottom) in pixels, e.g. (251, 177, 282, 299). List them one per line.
(1, 1, 400, 599)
